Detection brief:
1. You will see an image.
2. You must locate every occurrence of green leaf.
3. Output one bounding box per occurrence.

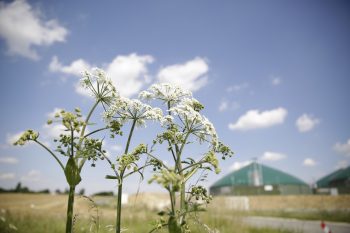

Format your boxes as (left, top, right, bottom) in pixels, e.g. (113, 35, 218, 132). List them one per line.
(105, 175, 117, 179)
(65, 157, 82, 186)
(168, 216, 181, 233)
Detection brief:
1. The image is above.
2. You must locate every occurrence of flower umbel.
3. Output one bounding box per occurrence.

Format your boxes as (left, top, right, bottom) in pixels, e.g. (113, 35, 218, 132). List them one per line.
(81, 68, 118, 106)
(104, 97, 163, 127)
(139, 83, 192, 106)
(13, 130, 39, 145)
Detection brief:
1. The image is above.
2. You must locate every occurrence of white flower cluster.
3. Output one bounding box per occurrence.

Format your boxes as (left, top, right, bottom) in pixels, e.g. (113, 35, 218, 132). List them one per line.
(170, 98, 218, 146)
(80, 68, 118, 103)
(104, 97, 163, 127)
(139, 83, 218, 146)
(139, 83, 192, 105)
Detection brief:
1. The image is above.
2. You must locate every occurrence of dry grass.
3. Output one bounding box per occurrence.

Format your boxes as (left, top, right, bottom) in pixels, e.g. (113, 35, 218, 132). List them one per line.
(247, 195, 350, 211)
(2, 193, 344, 232)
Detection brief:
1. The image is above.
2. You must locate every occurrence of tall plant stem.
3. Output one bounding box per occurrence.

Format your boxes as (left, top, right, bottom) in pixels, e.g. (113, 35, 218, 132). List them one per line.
(82, 100, 100, 137)
(78, 100, 100, 171)
(115, 180, 123, 233)
(177, 130, 192, 227)
(115, 119, 137, 233)
(65, 185, 76, 233)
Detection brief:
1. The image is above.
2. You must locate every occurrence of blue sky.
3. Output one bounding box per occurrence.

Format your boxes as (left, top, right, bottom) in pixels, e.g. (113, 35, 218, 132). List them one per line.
(0, 0, 349, 195)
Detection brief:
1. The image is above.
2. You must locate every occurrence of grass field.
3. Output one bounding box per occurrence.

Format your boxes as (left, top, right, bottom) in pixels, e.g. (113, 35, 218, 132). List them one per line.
(1, 193, 348, 233)
(211, 195, 350, 223)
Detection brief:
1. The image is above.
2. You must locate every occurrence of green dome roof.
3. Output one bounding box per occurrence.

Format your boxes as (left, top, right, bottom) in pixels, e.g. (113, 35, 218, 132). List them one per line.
(211, 162, 308, 188)
(316, 166, 350, 188)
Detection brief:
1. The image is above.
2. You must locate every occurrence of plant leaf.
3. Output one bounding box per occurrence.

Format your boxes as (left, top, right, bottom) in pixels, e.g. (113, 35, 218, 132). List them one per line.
(65, 157, 82, 186)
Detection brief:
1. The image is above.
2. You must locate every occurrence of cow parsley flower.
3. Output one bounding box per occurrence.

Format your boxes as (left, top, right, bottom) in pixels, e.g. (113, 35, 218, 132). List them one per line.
(104, 97, 163, 127)
(139, 83, 192, 106)
(170, 98, 218, 146)
(80, 68, 118, 105)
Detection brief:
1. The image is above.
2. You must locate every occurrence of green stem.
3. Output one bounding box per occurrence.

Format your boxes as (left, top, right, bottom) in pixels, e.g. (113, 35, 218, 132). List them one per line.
(83, 126, 109, 138)
(177, 132, 191, 226)
(115, 119, 137, 233)
(124, 119, 137, 154)
(83, 100, 100, 136)
(34, 140, 64, 171)
(65, 185, 76, 233)
(116, 181, 123, 233)
(169, 188, 176, 215)
(78, 100, 100, 171)
(146, 152, 169, 170)
(70, 127, 74, 158)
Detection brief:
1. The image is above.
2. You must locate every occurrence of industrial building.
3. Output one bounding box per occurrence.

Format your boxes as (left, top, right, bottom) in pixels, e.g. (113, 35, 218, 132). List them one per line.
(210, 162, 311, 196)
(316, 166, 350, 195)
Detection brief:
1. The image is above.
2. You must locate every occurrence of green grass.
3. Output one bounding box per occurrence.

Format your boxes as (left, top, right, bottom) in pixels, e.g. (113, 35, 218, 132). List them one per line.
(245, 209, 350, 223)
(0, 207, 298, 233)
(2, 193, 336, 233)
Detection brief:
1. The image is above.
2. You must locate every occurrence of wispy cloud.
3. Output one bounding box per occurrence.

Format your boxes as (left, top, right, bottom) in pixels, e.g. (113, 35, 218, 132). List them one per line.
(21, 170, 41, 182)
(218, 100, 240, 112)
(228, 107, 287, 131)
(0, 157, 19, 164)
(303, 158, 316, 167)
(229, 160, 251, 171)
(226, 83, 249, 93)
(335, 160, 348, 169)
(270, 75, 282, 86)
(218, 100, 228, 112)
(296, 114, 320, 133)
(334, 139, 350, 157)
(157, 57, 209, 92)
(0, 172, 15, 180)
(0, 0, 68, 60)
(261, 151, 287, 161)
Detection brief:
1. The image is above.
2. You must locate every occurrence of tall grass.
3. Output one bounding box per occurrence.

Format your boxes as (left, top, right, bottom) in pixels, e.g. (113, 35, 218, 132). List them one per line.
(0, 205, 298, 233)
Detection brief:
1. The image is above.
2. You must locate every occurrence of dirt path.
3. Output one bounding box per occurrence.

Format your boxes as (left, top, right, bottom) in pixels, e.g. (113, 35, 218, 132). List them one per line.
(243, 216, 350, 233)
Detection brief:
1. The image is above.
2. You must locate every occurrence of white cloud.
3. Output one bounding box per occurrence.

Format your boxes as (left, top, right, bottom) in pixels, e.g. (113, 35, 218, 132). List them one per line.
(100, 141, 120, 157)
(218, 100, 228, 112)
(46, 107, 63, 119)
(271, 76, 282, 86)
(21, 169, 41, 182)
(42, 123, 66, 139)
(261, 151, 286, 161)
(229, 107, 287, 131)
(49, 56, 90, 76)
(157, 57, 209, 92)
(296, 114, 320, 132)
(49, 53, 154, 97)
(303, 158, 316, 167)
(0, 0, 68, 60)
(226, 83, 249, 93)
(335, 160, 349, 169)
(0, 172, 15, 180)
(107, 53, 154, 97)
(219, 100, 240, 112)
(334, 139, 350, 157)
(229, 161, 251, 171)
(0, 157, 19, 164)
(110, 145, 122, 152)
